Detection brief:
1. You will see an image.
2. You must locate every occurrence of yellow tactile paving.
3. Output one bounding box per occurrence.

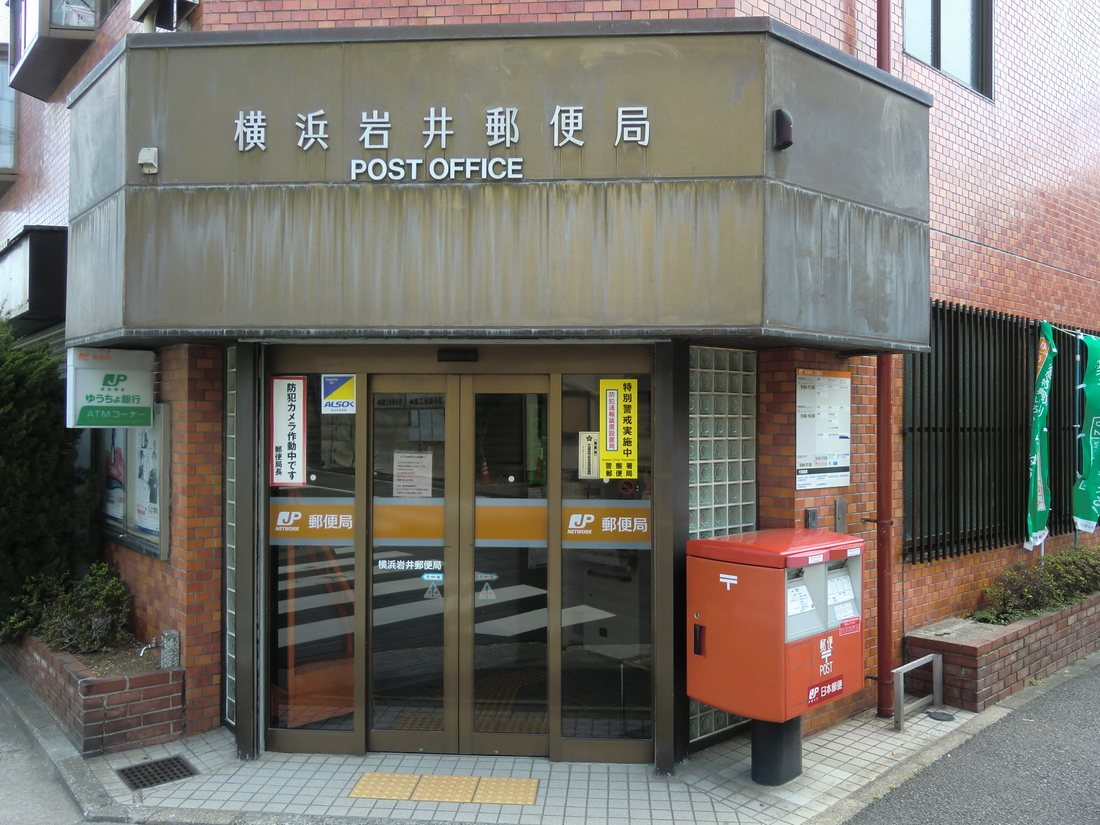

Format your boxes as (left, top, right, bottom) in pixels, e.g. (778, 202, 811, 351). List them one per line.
(472, 776, 540, 805)
(394, 712, 445, 731)
(348, 772, 420, 800)
(347, 773, 541, 804)
(410, 774, 480, 802)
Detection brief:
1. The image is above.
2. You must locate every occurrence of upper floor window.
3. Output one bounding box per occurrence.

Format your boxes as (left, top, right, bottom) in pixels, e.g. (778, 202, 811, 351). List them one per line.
(904, 0, 993, 96)
(0, 52, 16, 196)
(8, 0, 98, 101)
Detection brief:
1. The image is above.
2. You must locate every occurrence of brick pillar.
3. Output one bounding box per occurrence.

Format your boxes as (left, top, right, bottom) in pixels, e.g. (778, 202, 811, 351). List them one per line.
(108, 344, 225, 735)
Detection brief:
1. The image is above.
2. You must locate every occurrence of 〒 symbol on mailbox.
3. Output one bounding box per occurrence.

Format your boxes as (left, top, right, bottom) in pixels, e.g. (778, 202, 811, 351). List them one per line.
(718, 573, 738, 590)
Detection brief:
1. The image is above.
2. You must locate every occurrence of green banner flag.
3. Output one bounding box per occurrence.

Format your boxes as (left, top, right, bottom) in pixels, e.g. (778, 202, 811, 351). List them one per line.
(1025, 322, 1058, 550)
(1073, 335, 1100, 533)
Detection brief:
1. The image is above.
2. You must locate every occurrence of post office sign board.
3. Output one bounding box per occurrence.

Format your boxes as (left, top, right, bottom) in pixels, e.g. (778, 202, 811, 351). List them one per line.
(66, 348, 155, 428)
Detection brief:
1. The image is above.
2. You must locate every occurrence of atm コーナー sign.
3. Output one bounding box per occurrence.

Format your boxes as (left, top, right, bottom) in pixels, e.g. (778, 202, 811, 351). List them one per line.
(66, 348, 155, 428)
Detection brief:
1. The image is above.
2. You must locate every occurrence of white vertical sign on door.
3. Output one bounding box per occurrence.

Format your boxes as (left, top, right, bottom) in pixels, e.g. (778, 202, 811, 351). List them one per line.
(271, 376, 307, 487)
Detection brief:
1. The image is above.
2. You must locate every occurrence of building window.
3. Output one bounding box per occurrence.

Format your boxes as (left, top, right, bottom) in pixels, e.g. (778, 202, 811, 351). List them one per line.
(0, 52, 16, 195)
(8, 0, 97, 101)
(903, 304, 1079, 563)
(97, 406, 171, 559)
(904, 0, 993, 96)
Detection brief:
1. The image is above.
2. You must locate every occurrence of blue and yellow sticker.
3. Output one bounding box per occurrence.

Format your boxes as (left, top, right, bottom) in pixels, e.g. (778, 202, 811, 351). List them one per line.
(321, 374, 356, 414)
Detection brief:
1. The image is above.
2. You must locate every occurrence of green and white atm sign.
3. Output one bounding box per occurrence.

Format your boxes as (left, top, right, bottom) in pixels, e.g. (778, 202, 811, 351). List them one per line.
(66, 348, 156, 428)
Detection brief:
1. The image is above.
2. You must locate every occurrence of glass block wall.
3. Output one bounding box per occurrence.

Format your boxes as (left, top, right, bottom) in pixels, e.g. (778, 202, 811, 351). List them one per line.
(688, 347, 757, 538)
(687, 346, 757, 743)
(224, 347, 238, 726)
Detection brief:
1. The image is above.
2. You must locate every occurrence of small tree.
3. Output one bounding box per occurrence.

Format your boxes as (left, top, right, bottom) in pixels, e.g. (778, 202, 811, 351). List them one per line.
(0, 323, 90, 619)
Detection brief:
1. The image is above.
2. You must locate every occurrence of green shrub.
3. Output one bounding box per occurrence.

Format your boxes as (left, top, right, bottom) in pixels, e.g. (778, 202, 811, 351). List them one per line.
(0, 564, 131, 654)
(1046, 546, 1100, 603)
(0, 322, 94, 619)
(0, 572, 68, 646)
(37, 563, 132, 654)
(971, 547, 1100, 625)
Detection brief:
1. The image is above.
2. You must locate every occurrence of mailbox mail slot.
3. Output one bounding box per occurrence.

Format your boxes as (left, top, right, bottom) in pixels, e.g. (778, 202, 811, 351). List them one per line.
(687, 528, 864, 723)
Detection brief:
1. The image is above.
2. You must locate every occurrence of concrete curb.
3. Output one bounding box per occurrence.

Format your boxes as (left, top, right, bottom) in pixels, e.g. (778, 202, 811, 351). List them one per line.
(803, 647, 1100, 825)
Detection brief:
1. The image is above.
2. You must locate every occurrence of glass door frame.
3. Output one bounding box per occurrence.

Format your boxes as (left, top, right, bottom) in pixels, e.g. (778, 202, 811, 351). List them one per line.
(262, 345, 657, 763)
(264, 368, 369, 756)
(459, 374, 558, 756)
(368, 373, 556, 756)
(367, 373, 460, 756)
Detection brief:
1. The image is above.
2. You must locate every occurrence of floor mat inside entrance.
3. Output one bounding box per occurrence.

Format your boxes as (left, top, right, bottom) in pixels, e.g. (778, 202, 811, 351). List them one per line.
(349, 772, 539, 804)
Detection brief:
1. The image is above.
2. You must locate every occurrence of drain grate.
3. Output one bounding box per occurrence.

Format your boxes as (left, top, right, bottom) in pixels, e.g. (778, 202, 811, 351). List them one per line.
(116, 755, 198, 790)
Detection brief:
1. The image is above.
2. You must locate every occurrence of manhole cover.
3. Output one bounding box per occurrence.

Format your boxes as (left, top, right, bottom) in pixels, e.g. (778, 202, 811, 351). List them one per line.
(116, 755, 198, 790)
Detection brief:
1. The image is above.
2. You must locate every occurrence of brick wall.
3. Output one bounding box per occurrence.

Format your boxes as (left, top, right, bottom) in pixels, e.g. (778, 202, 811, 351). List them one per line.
(106, 344, 225, 735)
(0, 635, 184, 757)
(906, 592, 1100, 712)
(755, 348, 896, 734)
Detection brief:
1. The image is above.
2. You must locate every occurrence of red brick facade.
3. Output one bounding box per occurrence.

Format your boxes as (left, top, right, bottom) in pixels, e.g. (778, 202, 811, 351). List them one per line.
(105, 345, 225, 735)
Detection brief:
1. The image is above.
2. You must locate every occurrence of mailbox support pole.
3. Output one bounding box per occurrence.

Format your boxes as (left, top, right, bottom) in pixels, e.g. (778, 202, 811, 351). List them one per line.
(751, 716, 802, 786)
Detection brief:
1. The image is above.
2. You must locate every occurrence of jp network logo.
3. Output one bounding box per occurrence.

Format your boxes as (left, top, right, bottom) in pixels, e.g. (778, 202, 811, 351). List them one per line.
(566, 513, 595, 534)
(275, 511, 303, 530)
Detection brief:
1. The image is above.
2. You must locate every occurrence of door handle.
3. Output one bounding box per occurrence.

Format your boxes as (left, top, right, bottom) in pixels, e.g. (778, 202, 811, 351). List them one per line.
(693, 623, 705, 657)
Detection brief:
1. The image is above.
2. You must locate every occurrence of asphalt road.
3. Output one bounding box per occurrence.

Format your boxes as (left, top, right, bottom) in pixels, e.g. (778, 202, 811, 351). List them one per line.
(840, 656, 1100, 825)
(0, 699, 85, 825)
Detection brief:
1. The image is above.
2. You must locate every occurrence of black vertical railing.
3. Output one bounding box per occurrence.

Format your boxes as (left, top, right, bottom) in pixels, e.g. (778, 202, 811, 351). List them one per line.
(903, 303, 1036, 563)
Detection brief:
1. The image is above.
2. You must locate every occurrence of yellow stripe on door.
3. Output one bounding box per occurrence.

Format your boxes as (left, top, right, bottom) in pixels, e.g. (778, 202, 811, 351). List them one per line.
(475, 501, 547, 543)
(372, 502, 444, 542)
(372, 500, 547, 544)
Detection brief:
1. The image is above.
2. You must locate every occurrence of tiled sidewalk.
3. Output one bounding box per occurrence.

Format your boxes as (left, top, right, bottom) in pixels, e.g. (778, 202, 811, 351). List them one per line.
(78, 704, 974, 825)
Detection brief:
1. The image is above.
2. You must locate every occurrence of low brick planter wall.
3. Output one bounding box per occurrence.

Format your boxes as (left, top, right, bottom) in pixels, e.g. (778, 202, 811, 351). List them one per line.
(905, 591, 1100, 712)
(0, 635, 184, 757)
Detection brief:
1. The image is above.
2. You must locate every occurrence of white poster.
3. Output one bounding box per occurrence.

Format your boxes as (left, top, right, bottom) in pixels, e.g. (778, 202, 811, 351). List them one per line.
(133, 425, 162, 535)
(105, 428, 126, 522)
(578, 431, 600, 479)
(271, 376, 307, 487)
(394, 451, 433, 497)
(795, 369, 851, 490)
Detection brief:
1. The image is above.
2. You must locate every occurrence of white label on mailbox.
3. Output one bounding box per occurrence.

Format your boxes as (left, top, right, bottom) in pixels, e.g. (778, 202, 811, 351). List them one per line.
(847, 547, 861, 556)
(834, 601, 856, 620)
(787, 585, 815, 615)
(828, 576, 856, 605)
(808, 553, 824, 564)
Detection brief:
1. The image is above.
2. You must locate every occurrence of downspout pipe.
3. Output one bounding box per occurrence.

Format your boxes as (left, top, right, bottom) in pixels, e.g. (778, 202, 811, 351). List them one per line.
(875, 0, 896, 718)
(875, 355, 895, 716)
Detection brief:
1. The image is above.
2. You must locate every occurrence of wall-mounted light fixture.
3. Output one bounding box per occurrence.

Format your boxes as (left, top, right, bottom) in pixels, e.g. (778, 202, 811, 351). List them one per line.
(774, 108, 794, 151)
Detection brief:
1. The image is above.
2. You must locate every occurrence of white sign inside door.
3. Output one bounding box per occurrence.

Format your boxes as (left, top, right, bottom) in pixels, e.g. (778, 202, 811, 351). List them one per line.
(393, 451, 433, 497)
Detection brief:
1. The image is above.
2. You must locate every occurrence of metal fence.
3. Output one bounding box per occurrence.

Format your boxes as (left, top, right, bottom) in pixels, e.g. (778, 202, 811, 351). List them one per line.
(902, 303, 1085, 563)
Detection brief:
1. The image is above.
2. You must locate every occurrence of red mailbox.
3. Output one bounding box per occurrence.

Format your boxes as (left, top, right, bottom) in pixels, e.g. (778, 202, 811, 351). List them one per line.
(687, 528, 864, 724)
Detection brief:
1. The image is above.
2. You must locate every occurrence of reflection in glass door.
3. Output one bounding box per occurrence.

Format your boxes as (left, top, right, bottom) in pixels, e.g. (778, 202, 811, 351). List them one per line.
(268, 374, 359, 752)
(370, 377, 452, 752)
(370, 375, 549, 755)
(469, 385, 549, 743)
